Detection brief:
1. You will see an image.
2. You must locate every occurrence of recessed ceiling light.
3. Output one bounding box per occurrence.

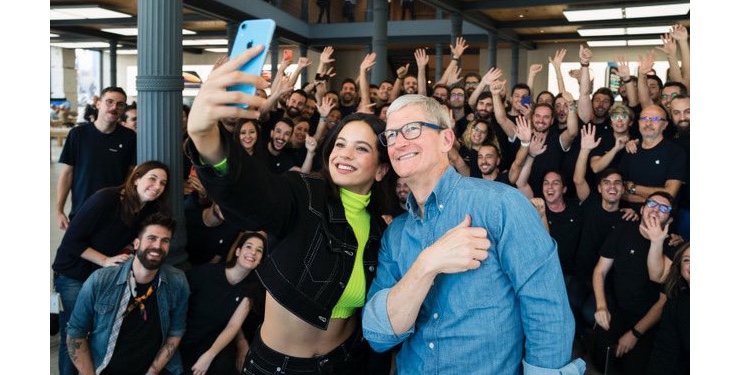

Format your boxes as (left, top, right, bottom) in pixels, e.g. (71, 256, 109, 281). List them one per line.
(627, 39, 663, 46)
(183, 39, 228, 46)
(50, 5, 131, 20)
(586, 40, 627, 47)
(50, 41, 116, 49)
(102, 28, 197, 36)
(50, 33, 59, 38)
(625, 3, 690, 19)
(578, 28, 625, 37)
(115, 50, 138, 55)
(563, 8, 623, 22)
(626, 26, 673, 35)
(205, 48, 229, 53)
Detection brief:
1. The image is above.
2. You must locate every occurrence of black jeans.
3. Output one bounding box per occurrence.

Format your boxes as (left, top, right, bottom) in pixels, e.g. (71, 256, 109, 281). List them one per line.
(243, 327, 363, 375)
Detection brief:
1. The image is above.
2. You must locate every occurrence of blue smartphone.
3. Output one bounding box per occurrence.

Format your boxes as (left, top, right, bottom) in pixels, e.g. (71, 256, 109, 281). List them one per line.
(227, 19, 276, 108)
(521, 95, 531, 107)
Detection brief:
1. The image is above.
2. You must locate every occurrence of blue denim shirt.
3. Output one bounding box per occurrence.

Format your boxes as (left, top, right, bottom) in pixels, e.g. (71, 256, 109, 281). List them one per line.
(363, 167, 585, 375)
(66, 258, 190, 374)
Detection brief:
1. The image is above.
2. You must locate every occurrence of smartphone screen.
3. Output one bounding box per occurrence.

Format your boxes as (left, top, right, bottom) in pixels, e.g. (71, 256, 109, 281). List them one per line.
(227, 19, 276, 108)
(521, 95, 531, 107)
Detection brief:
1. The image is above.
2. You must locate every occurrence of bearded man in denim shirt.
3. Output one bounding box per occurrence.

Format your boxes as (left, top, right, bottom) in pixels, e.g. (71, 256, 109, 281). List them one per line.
(363, 95, 585, 374)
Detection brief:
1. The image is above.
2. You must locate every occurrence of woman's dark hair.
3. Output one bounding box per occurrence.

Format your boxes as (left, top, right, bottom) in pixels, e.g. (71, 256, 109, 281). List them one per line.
(665, 241, 690, 299)
(232, 119, 265, 156)
(226, 231, 268, 268)
(319, 112, 395, 219)
(120, 160, 171, 225)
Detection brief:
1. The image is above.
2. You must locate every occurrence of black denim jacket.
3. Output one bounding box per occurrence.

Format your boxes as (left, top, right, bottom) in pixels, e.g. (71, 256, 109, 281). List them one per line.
(185, 127, 384, 329)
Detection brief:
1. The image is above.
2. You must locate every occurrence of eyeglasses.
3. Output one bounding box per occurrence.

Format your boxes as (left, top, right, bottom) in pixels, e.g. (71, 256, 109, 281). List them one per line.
(450, 93, 465, 99)
(646, 198, 672, 213)
(379, 121, 444, 146)
(610, 113, 629, 120)
(639, 116, 666, 123)
(104, 98, 127, 110)
(661, 92, 679, 100)
(465, 81, 479, 87)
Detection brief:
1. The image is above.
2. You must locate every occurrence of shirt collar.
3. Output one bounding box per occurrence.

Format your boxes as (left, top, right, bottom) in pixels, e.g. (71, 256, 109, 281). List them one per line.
(405, 166, 461, 220)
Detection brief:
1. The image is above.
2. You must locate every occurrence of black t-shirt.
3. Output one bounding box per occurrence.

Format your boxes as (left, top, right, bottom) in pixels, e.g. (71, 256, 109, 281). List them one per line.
(182, 263, 264, 351)
(618, 138, 687, 209)
(599, 221, 665, 317)
(529, 128, 566, 199)
(184, 197, 242, 266)
(546, 198, 584, 276)
(574, 193, 626, 282)
(458, 145, 482, 178)
(103, 282, 162, 375)
(670, 132, 690, 209)
(263, 147, 297, 174)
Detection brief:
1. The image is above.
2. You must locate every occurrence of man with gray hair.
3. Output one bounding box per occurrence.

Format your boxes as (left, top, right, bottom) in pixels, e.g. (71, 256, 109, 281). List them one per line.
(362, 94, 584, 374)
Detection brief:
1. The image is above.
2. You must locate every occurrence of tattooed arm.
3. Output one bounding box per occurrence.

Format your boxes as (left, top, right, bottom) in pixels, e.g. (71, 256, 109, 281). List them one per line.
(67, 336, 96, 375)
(146, 336, 182, 375)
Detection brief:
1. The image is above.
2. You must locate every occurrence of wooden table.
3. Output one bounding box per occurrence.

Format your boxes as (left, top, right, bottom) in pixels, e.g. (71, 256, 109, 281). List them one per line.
(50, 127, 70, 147)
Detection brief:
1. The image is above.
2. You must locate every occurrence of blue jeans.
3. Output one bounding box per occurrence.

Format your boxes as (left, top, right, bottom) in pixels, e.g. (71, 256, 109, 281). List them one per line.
(54, 273, 84, 375)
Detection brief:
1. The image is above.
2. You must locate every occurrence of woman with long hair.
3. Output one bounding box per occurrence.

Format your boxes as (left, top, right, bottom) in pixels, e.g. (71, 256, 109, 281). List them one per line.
(181, 232, 267, 375)
(458, 119, 500, 178)
(185, 45, 394, 374)
(52, 160, 170, 375)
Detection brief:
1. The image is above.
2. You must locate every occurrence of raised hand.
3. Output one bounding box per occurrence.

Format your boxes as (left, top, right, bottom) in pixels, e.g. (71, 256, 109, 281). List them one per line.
(414, 48, 429, 67)
(529, 133, 547, 157)
(640, 216, 671, 244)
(549, 48, 567, 68)
(671, 24, 688, 41)
(396, 63, 410, 79)
(580, 123, 602, 151)
(616, 55, 632, 80)
(638, 50, 657, 75)
(480, 67, 503, 86)
(450, 36, 468, 59)
(297, 56, 311, 70)
(317, 95, 334, 117)
(188, 45, 269, 136)
(304, 135, 318, 153)
(529, 64, 543, 75)
(445, 66, 462, 86)
(515, 115, 533, 144)
(579, 44, 593, 64)
(320, 46, 335, 64)
(361, 52, 377, 72)
(656, 33, 677, 57)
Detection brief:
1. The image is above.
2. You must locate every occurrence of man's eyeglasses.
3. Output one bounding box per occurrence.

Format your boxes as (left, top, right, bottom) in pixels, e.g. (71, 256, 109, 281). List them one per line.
(638, 116, 666, 123)
(646, 198, 672, 213)
(379, 121, 444, 147)
(610, 113, 629, 120)
(450, 93, 465, 99)
(661, 92, 679, 100)
(465, 81, 479, 87)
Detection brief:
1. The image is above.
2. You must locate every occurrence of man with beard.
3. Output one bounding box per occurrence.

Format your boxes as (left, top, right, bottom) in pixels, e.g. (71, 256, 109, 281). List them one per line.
(66, 214, 189, 375)
(337, 78, 359, 118)
(258, 89, 307, 146)
(448, 86, 467, 125)
(591, 192, 672, 374)
(263, 118, 298, 174)
(374, 80, 394, 106)
(668, 95, 689, 240)
(476, 143, 513, 184)
(619, 105, 686, 211)
(56, 87, 137, 230)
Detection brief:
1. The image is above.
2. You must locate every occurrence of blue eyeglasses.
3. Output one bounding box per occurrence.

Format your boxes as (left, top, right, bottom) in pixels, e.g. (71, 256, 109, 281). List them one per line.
(646, 198, 672, 213)
(379, 121, 445, 146)
(639, 116, 666, 123)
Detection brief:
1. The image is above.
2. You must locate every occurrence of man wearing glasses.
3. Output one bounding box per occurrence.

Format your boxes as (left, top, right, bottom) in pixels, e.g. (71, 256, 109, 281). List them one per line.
(363, 94, 585, 374)
(591, 191, 674, 374)
(619, 105, 686, 211)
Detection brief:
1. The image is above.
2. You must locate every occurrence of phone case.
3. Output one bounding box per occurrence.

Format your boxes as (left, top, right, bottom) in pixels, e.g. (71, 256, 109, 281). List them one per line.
(227, 19, 276, 108)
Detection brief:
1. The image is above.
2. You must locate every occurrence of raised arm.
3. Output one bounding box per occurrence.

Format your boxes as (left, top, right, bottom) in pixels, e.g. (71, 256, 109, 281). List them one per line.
(616, 55, 638, 107)
(577, 45, 594, 123)
(286, 56, 311, 89)
(548, 48, 567, 95)
(642, 215, 672, 283)
(414, 48, 429, 97)
(390, 63, 410, 102)
(672, 24, 690, 91)
(527, 64, 543, 95)
(315, 46, 335, 82)
(437, 36, 468, 86)
(358, 53, 377, 112)
(559, 91, 579, 150)
(516, 132, 547, 199)
(574, 124, 601, 202)
(467, 67, 498, 108)
(508, 114, 534, 184)
(187, 45, 269, 164)
(637, 50, 658, 108)
(313, 95, 333, 145)
(489, 77, 517, 138)
(656, 33, 682, 83)
(590, 132, 628, 174)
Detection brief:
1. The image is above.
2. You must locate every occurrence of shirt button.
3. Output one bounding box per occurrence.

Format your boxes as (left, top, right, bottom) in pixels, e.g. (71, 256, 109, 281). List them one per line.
(428, 342, 434, 349)
(369, 266, 375, 272)
(433, 313, 438, 319)
(438, 204, 444, 210)
(219, 239, 224, 244)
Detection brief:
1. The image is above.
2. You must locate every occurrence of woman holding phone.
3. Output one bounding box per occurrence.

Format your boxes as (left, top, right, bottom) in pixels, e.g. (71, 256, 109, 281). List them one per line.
(185, 44, 394, 374)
